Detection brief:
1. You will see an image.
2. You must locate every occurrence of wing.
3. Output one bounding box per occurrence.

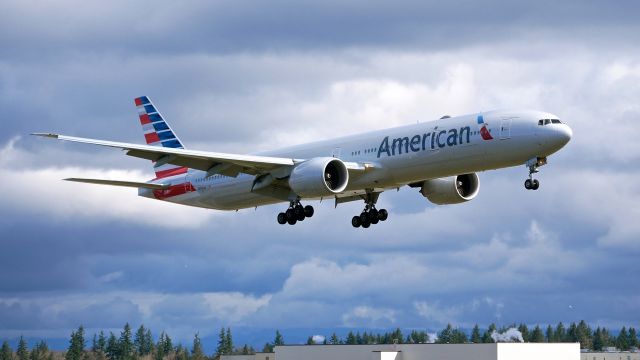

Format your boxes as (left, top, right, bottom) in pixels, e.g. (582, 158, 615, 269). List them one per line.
(33, 133, 296, 177)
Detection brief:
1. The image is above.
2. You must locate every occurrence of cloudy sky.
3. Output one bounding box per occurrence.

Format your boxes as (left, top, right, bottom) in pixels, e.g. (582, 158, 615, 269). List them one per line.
(1, 0, 639, 351)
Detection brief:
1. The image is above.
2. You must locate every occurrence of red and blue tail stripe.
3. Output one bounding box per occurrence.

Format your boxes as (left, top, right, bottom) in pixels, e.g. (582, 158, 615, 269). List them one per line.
(134, 96, 189, 180)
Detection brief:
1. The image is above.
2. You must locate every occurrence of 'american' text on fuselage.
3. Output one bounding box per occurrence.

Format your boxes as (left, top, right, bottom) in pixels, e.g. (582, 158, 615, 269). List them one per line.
(377, 126, 472, 158)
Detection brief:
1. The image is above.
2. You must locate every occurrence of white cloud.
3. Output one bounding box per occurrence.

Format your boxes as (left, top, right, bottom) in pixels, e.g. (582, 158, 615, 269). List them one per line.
(413, 302, 462, 326)
(342, 306, 397, 327)
(0, 138, 217, 228)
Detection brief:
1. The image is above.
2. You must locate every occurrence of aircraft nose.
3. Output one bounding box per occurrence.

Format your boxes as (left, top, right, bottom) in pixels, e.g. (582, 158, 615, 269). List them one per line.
(559, 124, 572, 144)
(552, 124, 572, 148)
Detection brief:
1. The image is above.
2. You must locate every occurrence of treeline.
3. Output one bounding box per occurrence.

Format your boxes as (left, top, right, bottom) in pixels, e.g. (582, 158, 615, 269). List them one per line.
(1, 320, 639, 360)
(310, 320, 639, 351)
(0, 324, 262, 360)
(307, 320, 640, 351)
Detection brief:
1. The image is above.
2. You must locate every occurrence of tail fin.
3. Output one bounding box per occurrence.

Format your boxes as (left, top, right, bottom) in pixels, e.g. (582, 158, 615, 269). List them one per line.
(134, 96, 188, 179)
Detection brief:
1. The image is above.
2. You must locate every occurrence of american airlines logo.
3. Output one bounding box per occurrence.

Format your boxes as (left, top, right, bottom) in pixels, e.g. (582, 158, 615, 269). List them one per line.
(377, 125, 473, 158)
(477, 115, 494, 140)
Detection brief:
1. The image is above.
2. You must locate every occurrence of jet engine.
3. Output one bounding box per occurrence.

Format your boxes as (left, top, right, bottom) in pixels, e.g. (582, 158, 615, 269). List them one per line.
(288, 157, 349, 197)
(420, 173, 480, 205)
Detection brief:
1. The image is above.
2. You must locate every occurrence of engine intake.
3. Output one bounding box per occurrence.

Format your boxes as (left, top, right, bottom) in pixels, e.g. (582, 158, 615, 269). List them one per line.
(420, 173, 480, 205)
(289, 157, 349, 197)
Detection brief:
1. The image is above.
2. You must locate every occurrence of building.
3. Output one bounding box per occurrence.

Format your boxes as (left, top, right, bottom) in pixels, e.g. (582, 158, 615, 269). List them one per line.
(220, 353, 273, 360)
(274, 343, 580, 360)
(580, 352, 640, 360)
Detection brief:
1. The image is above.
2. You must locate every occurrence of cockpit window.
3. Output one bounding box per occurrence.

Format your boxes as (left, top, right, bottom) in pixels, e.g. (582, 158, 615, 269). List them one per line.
(538, 120, 543, 126)
(544, 119, 551, 125)
(551, 119, 561, 124)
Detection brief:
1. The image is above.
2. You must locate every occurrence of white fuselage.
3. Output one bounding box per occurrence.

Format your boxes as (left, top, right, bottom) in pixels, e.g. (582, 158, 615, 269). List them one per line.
(140, 109, 572, 210)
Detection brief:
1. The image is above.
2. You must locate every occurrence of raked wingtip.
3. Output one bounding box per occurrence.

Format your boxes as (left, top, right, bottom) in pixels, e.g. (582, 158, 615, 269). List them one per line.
(30, 132, 59, 138)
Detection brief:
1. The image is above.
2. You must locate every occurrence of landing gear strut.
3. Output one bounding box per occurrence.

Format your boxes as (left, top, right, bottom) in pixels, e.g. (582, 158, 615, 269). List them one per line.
(351, 192, 388, 229)
(524, 157, 546, 190)
(277, 200, 314, 225)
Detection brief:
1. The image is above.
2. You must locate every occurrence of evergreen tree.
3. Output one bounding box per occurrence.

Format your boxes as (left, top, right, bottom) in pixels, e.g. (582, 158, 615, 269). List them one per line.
(545, 325, 554, 343)
(482, 324, 496, 343)
(576, 320, 592, 349)
(241, 345, 250, 355)
(306, 337, 315, 345)
(391, 329, 404, 344)
(225, 327, 233, 354)
(471, 325, 481, 343)
(437, 324, 454, 344)
(530, 325, 545, 343)
(628, 327, 638, 349)
(143, 330, 153, 356)
(329, 333, 340, 345)
(133, 326, 145, 356)
(261, 343, 273, 353)
(191, 333, 205, 360)
(97, 331, 106, 354)
(273, 330, 284, 347)
(593, 327, 604, 351)
(215, 328, 227, 356)
(617, 327, 629, 351)
(567, 322, 578, 343)
(119, 323, 134, 360)
(162, 333, 173, 355)
(174, 345, 188, 360)
(346, 331, 357, 345)
(65, 326, 85, 360)
(16, 337, 28, 360)
(1, 341, 13, 360)
(30, 341, 49, 360)
(555, 322, 566, 342)
(518, 324, 530, 342)
(106, 332, 119, 360)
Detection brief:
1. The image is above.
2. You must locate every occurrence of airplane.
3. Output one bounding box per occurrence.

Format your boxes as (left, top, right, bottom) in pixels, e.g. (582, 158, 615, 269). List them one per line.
(33, 96, 572, 229)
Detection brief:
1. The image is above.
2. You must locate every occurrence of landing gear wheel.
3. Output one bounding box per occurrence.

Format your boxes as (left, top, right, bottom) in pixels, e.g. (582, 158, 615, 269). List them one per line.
(287, 217, 297, 225)
(304, 205, 314, 217)
(294, 205, 304, 217)
(285, 208, 295, 220)
(369, 209, 379, 224)
(524, 179, 533, 190)
(378, 209, 388, 221)
(532, 179, 540, 190)
(360, 212, 369, 225)
(277, 212, 287, 225)
(361, 221, 370, 228)
(352, 216, 361, 228)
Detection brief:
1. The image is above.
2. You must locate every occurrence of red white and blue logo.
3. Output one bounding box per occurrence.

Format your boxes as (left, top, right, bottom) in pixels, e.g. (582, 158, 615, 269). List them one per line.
(477, 115, 494, 140)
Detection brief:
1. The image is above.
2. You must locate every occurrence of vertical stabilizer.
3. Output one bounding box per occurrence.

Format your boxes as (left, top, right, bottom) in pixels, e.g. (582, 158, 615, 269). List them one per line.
(134, 96, 188, 179)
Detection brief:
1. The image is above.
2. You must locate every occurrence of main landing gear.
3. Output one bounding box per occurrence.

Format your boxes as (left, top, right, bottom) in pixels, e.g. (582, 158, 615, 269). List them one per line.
(277, 200, 314, 225)
(524, 157, 546, 190)
(351, 192, 388, 229)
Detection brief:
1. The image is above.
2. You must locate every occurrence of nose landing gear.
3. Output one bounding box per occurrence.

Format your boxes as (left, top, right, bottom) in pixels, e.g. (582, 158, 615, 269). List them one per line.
(524, 157, 546, 190)
(277, 200, 314, 225)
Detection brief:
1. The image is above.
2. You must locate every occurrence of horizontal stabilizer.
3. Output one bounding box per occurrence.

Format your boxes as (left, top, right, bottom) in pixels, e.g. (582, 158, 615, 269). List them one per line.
(64, 178, 170, 190)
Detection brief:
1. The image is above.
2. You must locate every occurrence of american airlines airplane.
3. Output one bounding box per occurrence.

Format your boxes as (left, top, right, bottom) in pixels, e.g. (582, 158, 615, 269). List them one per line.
(34, 96, 572, 228)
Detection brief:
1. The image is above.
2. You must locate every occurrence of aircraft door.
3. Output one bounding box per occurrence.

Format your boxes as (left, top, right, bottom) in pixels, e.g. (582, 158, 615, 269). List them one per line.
(500, 118, 512, 139)
(332, 147, 341, 158)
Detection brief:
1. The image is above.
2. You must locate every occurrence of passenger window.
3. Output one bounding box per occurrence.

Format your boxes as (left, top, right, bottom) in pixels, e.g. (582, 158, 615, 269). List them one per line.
(544, 119, 551, 125)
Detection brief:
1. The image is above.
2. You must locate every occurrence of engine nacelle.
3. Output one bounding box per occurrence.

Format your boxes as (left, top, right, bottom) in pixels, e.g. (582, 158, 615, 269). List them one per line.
(288, 157, 349, 197)
(420, 173, 480, 205)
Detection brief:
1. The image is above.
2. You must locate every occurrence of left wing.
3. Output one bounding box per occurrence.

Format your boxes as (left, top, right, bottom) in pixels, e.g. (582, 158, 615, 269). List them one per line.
(33, 133, 296, 177)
